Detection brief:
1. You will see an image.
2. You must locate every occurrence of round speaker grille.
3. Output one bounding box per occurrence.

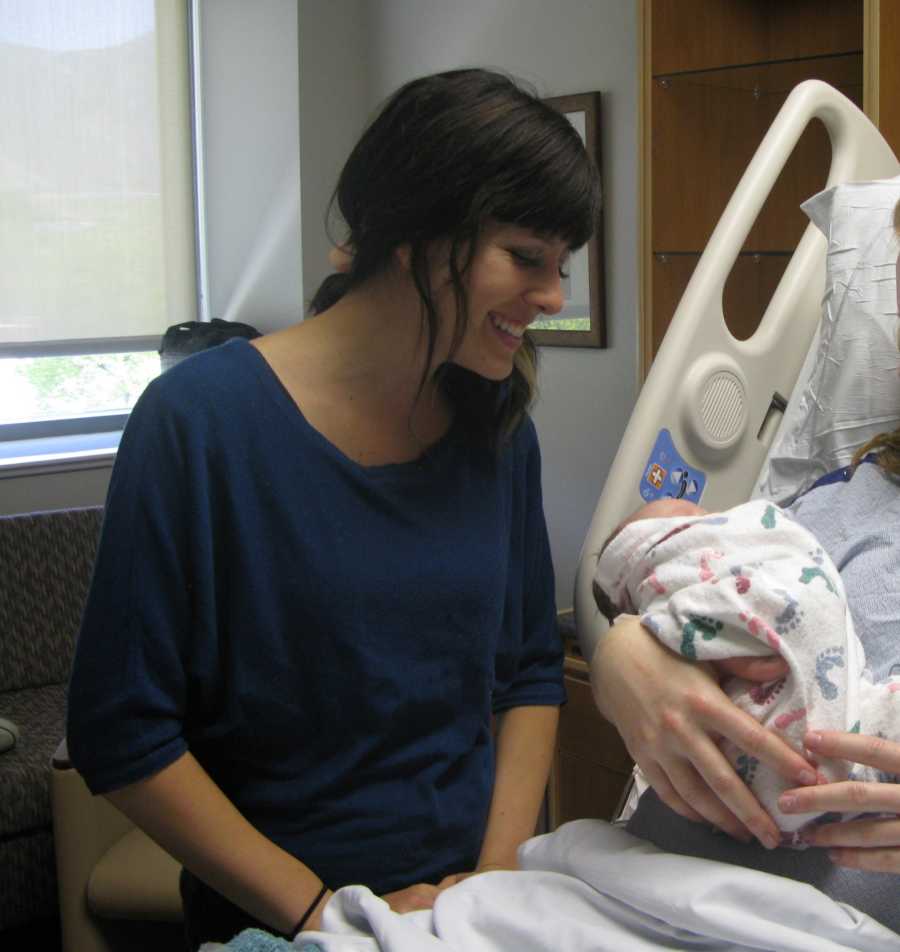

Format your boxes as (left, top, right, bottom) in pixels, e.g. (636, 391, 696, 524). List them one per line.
(698, 370, 745, 443)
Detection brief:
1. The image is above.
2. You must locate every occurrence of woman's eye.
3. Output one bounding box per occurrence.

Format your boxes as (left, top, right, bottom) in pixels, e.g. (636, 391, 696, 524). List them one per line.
(510, 246, 568, 278)
(510, 249, 542, 268)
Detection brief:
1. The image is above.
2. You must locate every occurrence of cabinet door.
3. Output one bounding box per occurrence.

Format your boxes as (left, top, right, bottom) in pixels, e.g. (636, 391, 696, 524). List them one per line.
(549, 660, 632, 828)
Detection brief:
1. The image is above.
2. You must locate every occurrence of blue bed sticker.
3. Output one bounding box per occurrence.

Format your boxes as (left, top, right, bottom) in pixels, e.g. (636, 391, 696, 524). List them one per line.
(640, 429, 706, 504)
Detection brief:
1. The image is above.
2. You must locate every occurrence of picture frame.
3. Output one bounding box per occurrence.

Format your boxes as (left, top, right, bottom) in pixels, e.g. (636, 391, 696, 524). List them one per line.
(529, 91, 606, 349)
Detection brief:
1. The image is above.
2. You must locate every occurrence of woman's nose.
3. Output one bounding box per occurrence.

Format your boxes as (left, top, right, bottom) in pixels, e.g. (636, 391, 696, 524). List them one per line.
(527, 273, 565, 316)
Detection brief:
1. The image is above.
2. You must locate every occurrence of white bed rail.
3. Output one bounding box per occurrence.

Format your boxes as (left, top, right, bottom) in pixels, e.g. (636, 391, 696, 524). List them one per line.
(575, 80, 899, 664)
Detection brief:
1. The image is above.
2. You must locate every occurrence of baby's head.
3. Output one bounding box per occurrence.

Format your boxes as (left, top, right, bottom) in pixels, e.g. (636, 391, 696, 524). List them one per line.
(618, 498, 706, 530)
(605, 498, 707, 553)
(593, 498, 707, 623)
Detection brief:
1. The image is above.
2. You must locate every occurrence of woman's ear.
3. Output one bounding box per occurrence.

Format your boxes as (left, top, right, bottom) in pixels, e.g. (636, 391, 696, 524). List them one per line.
(394, 243, 412, 272)
(328, 244, 353, 273)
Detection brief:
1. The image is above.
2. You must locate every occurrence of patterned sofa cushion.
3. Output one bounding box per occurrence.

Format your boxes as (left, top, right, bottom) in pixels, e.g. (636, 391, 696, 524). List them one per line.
(0, 507, 103, 693)
(0, 506, 103, 929)
(0, 683, 66, 839)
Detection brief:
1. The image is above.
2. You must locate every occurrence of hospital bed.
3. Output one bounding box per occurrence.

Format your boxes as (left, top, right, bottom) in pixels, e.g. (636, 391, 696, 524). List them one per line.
(575, 78, 900, 831)
(575, 78, 900, 666)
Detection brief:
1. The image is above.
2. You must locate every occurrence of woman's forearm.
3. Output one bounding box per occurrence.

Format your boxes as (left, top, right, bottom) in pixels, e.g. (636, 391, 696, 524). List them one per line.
(477, 705, 559, 869)
(105, 751, 330, 934)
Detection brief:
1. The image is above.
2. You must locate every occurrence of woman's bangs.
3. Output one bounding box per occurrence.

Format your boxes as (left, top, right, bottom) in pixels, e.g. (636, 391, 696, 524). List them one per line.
(494, 158, 599, 250)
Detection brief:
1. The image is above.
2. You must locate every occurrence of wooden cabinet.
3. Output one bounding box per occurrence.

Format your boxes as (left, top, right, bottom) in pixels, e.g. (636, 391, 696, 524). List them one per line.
(548, 653, 632, 829)
(640, 0, 882, 371)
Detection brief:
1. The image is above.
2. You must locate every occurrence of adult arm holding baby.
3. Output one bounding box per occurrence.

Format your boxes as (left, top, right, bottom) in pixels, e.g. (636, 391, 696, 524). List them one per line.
(588, 435, 900, 932)
(589, 612, 811, 848)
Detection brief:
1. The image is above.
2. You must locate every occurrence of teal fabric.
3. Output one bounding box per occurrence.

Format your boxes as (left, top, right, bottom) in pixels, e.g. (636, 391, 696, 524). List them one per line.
(223, 928, 308, 951)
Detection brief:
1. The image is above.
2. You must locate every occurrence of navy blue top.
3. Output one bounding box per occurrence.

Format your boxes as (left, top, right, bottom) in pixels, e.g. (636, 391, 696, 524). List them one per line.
(67, 339, 564, 893)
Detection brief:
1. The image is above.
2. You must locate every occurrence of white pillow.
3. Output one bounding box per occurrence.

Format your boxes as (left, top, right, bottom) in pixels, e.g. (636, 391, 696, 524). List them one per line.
(756, 177, 900, 504)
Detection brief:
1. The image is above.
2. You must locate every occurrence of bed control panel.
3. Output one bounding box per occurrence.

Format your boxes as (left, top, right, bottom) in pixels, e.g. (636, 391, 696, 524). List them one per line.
(640, 428, 706, 504)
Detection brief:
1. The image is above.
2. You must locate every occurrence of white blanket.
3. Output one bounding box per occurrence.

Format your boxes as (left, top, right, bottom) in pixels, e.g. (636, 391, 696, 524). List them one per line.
(294, 821, 898, 951)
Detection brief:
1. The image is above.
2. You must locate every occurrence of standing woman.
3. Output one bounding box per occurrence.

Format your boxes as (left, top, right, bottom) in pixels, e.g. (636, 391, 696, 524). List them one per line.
(67, 69, 601, 948)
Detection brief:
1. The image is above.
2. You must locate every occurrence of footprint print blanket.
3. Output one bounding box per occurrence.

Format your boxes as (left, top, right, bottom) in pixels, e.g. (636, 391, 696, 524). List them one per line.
(594, 498, 900, 842)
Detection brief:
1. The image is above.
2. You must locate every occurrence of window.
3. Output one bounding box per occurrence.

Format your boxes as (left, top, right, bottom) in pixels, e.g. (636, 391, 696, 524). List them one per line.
(0, 0, 196, 461)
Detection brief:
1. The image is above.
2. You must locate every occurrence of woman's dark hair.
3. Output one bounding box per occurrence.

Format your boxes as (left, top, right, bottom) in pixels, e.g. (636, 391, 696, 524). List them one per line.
(310, 68, 601, 450)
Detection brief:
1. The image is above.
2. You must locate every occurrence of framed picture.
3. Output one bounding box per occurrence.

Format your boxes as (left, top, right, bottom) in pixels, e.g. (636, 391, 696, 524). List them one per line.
(530, 91, 605, 349)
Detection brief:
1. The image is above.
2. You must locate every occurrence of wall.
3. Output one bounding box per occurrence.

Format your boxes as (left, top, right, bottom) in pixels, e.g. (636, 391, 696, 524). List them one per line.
(361, 0, 640, 610)
(3, 1, 640, 616)
(0, 464, 113, 515)
(198, 0, 302, 331)
(297, 0, 372, 308)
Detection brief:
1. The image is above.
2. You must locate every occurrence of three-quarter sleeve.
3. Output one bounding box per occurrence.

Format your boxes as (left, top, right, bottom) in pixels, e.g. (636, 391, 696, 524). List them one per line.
(492, 419, 566, 713)
(67, 379, 197, 793)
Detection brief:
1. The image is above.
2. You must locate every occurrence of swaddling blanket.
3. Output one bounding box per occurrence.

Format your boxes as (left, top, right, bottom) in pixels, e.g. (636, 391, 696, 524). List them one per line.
(594, 498, 900, 839)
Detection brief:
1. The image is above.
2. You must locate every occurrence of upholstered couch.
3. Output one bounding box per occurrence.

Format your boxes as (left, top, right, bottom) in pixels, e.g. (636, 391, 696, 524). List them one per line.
(0, 505, 183, 951)
(0, 506, 104, 930)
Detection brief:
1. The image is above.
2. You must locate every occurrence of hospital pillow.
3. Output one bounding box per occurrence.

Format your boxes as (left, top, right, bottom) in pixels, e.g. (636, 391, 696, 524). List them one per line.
(756, 176, 900, 504)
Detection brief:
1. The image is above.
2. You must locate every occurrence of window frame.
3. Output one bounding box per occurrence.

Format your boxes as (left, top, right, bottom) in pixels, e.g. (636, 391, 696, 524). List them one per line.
(0, 0, 204, 471)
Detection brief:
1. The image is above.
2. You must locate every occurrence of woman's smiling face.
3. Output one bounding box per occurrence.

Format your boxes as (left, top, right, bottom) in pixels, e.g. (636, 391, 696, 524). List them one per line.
(438, 222, 570, 380)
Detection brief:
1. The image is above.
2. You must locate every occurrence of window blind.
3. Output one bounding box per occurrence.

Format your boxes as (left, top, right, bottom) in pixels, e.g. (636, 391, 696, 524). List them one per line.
(0, 0, 196, 350)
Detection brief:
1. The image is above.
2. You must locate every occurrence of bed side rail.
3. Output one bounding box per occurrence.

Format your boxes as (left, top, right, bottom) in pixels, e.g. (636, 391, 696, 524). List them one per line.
(575, 80, 900, 664)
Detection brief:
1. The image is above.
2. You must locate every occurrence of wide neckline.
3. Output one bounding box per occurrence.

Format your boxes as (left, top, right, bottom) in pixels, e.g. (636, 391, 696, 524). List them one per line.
(232, 338, 461, 477)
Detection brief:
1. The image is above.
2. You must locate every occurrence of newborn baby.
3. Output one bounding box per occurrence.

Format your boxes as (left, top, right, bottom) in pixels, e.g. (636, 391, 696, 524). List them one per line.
(594, 497, 900, 845)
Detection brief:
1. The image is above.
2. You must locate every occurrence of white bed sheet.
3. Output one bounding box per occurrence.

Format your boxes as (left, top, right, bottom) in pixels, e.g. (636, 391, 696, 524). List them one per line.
(755, 177, 900, 504)
(293, 821, 898, 952)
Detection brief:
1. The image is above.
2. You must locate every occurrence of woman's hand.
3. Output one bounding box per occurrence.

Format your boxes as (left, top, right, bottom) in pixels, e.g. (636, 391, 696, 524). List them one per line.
(779, 730, 900, 873)
(380, 883, 442, 914)
(590, 615, 819, 847)
(436, 862, 515, 890)
(380, 862, 517, 916)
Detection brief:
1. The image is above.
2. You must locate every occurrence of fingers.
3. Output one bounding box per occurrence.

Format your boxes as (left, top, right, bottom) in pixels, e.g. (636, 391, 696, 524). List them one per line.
(660, 722, 779, 846)
(679, 693, 820, 846)
(781, 731, 900, 874)
(658, 757, 757, 844)
(779, 780, 900, 816)
(803, 817, 900, 850)
(381, 883, 441, 914)
(804, 730, 900, 773)
(437, 873, 469, 890)
(690, 692, 819, 787)
(826, 846, 900, 874)
(638, 760, 707, 825)
(712, 656, 789, 683)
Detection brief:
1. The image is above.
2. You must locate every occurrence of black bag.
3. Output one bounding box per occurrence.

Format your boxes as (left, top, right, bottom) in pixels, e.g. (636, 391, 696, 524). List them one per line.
(158, 318, 261, 372)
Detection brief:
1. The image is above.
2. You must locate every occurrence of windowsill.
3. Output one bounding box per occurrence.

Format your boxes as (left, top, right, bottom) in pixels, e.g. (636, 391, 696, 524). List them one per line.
(0, 432, 121, 477)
